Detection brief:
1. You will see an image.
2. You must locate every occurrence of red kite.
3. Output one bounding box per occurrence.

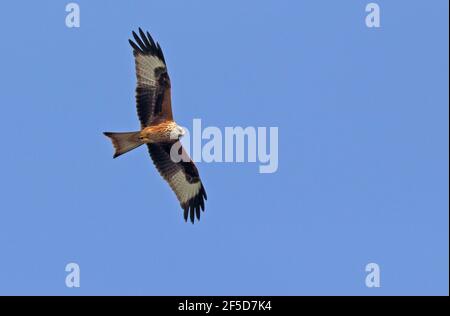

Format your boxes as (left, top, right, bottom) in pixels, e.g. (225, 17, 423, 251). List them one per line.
(104, 29, 207, 223)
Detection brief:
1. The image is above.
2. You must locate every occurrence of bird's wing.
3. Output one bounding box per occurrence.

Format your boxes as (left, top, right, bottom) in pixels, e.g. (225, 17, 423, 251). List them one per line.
(129, 28, 173, 127)
(147, 142, 207, 223)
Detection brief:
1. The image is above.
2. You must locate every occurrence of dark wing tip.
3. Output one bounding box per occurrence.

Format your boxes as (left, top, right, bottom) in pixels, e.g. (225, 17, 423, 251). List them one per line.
(156, 42, 166, 63)
(129, 28, 166, 63)
(128, 39, 142, 54)
(189, 199, 195, 224)
(181, 188, 206, 224)
(183, 205, 189, 222)
(195, 206, 200, 221)
(201, 185, 207, 200)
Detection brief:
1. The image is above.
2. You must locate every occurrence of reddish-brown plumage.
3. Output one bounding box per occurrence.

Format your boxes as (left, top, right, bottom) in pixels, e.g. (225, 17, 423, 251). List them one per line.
(140, 121, 177, 143)
(104, 28, 207, 223)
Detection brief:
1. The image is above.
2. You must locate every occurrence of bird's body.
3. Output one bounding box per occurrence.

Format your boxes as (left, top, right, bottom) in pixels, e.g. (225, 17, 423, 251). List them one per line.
(140, 121, 180, 143)
(104, 29, 207, 223)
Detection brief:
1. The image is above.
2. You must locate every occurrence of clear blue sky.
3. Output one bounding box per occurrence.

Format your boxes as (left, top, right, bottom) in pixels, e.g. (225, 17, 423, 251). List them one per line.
(0, 0, 448, 295)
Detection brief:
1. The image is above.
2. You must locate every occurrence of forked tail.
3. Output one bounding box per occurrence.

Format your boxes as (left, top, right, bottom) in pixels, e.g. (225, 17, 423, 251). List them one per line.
(103, 131, 143, 158)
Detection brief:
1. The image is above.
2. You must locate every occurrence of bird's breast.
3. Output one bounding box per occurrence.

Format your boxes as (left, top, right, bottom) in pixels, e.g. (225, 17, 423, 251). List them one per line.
(141, 121, 177, 143)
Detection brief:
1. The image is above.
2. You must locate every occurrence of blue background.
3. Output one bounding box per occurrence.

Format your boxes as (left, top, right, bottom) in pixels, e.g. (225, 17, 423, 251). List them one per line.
(0, 0, 448, 295)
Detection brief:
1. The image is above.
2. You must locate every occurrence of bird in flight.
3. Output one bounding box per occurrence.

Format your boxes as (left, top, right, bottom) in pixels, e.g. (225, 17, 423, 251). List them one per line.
(104, 28, 207, 223)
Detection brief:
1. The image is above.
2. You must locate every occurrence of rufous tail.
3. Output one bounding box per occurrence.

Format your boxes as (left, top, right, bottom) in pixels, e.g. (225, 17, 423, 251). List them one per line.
(103, 131, 143, 158)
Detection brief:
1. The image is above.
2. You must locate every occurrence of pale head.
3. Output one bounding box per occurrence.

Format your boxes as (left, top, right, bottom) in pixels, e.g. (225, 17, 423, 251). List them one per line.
(170, 124, 186, 140)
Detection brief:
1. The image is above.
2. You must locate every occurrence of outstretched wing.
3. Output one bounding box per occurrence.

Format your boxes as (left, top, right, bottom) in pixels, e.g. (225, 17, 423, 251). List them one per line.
(147, 142, 207, 223)
(129, 28, 173, 127)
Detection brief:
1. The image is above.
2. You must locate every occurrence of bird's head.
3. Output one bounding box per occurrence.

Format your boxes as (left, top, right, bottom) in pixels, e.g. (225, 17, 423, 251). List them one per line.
(171, 125, 186, 140)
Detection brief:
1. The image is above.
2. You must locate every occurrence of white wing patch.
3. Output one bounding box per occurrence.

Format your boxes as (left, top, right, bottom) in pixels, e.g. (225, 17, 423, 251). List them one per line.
(170, 170, 202, 204)
(135, 54, 166, 86)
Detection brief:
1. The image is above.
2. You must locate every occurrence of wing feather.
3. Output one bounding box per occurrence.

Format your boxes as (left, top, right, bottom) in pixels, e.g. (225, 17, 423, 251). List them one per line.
(147, 142, 207, 223)
(129, 28, 173, 127)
